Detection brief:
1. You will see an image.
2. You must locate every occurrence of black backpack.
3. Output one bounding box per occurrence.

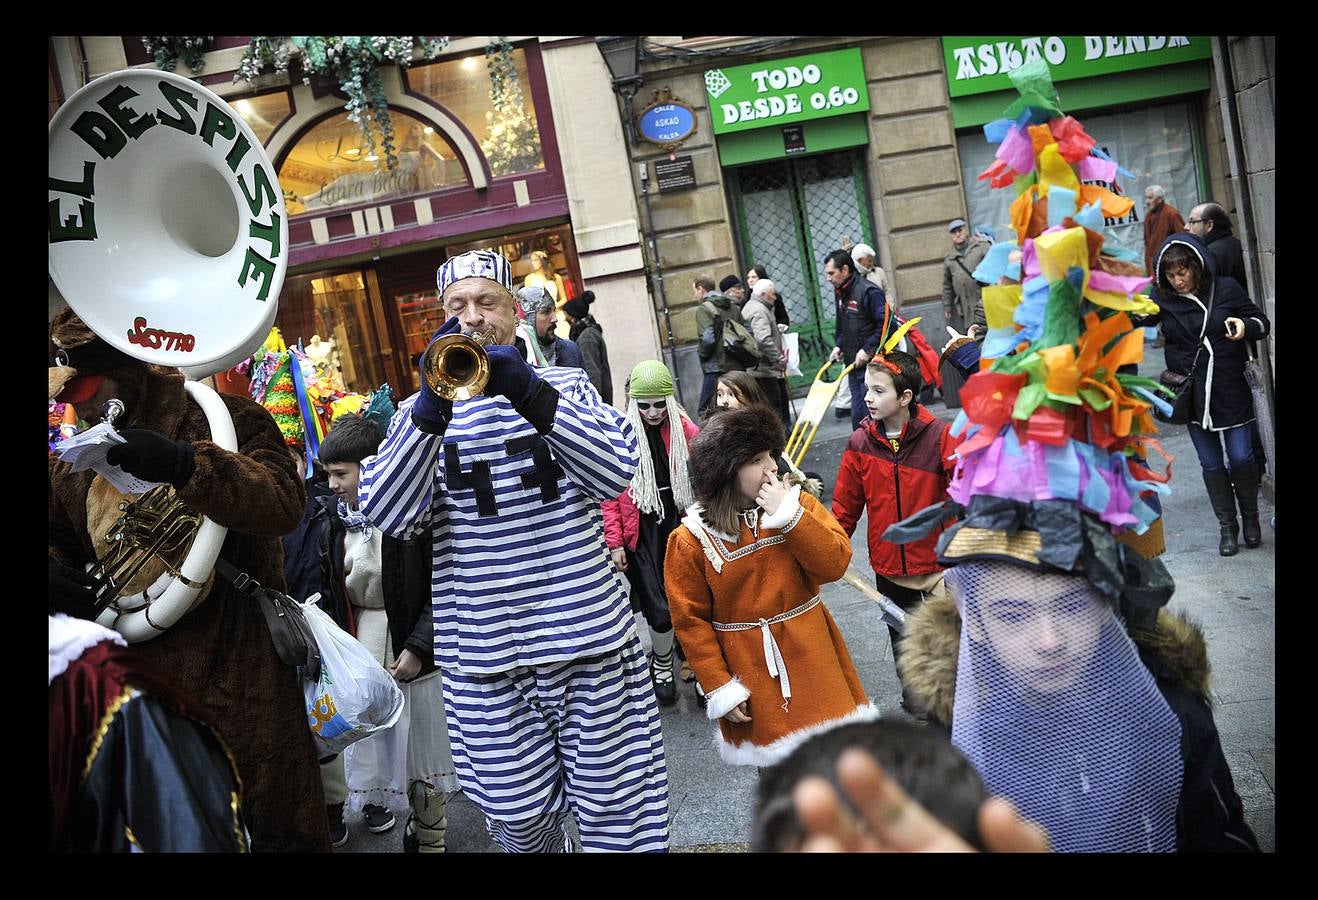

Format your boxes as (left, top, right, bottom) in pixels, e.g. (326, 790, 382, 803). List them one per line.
(704, 300, 761, 369)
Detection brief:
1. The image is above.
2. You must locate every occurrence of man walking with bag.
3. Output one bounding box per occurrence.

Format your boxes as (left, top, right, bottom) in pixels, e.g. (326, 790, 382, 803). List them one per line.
(695, 275, 756, 415)
(826, 249, 892, 431)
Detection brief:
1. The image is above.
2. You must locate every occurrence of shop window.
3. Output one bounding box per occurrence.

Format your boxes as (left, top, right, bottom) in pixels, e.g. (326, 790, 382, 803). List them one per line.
(389, 223, 582, 394)
(278, 109, 468, 216)
(956, 102, 1201, 265)
(230, 91, 292, 145)
(276, 270, 388, 395)
(406, 48, 544, 178)
(397, 288, 446, 377)
(447, 224, 580, 304)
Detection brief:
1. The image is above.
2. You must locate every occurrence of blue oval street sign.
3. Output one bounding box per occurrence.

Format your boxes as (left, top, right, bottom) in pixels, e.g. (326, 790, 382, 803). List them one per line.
(637, 102, 696, 145)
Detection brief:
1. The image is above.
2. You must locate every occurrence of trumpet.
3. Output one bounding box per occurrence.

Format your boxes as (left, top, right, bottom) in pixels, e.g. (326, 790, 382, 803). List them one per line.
(422, 329, 496, 401)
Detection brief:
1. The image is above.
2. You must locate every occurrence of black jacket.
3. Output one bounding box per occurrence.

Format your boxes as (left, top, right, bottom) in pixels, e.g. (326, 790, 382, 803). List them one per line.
(833, 273, 891, 359)
(281, 474, 334, 604)
(313, 496, 436, 679)
(569, 316, 613, 405)
(1147, 233, 1270, 431)
(1202, 225, 1248, 289)
(1136, 640, 1259, 852)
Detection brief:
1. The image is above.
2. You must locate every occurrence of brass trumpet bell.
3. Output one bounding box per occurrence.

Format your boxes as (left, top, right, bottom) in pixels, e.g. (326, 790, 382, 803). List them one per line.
(422, 330, 495, 401)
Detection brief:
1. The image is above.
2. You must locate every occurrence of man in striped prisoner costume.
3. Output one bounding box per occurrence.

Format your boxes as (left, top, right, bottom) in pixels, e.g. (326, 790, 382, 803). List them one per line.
(359, 250, 670, 852)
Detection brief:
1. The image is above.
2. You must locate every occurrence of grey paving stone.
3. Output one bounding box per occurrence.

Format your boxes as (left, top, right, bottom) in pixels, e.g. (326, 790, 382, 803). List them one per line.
(1245, 806, 1275, 853)
(1224, 748, 1275, 808)
(1212, 698, 1276, 752)
(1250, 748, 1275, 794)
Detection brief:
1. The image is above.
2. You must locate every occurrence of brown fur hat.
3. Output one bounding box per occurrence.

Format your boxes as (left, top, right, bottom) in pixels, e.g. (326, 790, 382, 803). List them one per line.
(48, 307, 151, 406)
(688, 406, 785, 502)
(49, 308, 140, 373)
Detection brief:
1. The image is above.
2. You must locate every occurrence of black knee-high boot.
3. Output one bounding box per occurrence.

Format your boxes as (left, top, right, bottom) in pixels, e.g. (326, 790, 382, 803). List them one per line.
(1232, 464, 1262, 548)
(1203, 470, 1240, 556)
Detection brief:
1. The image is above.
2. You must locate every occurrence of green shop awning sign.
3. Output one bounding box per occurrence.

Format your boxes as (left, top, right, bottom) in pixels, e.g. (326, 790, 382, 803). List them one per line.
(705, 47, 869, 136)
(943, 36, 1211, 98)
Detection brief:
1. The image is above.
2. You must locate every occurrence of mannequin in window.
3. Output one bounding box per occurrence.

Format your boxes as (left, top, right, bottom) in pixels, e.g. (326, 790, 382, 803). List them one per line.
(523, 251, 567, 310)
(306, 334, 345, 391)
(523, 250, 572, 339)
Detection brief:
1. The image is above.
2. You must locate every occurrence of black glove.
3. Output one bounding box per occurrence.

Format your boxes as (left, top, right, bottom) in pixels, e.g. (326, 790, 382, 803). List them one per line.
(50, 560, 99, 619)
(485, 344, 559, 434)
(485, 344, 542, 405)
(105, 429, 197, 487)
(413, 316, 460, 434)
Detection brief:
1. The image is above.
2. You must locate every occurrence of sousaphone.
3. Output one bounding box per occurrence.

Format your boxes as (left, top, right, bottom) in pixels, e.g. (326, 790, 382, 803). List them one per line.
(49, 68, 288, 641)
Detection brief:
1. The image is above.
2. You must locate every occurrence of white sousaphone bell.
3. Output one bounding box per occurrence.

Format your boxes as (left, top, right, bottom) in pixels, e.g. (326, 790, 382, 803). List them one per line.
(49, 68, 288, 642)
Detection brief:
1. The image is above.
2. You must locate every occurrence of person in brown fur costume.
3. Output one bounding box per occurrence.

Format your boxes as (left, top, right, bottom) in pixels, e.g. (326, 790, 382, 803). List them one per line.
(47, 308, 330, 852)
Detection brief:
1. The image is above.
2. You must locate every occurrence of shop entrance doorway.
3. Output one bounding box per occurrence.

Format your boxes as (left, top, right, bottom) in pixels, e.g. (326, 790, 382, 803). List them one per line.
(729, 148, 876, 390)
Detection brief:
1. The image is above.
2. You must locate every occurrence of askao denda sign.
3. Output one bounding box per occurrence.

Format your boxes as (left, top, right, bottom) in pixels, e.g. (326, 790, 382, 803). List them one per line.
(942, 36, 1210, 97)
(705, 48, 869, 136)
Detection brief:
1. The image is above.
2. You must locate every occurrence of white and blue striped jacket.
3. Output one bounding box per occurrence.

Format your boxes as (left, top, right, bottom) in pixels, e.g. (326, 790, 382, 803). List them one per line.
(360, 367, 639, 675)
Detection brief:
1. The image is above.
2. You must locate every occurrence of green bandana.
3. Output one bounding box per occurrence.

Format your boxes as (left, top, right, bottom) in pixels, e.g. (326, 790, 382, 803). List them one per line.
(628, 360, 674, 398)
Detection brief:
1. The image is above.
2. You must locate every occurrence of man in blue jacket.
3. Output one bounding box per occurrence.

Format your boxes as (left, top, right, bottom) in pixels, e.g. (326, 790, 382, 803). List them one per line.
(519, 285, 583, 369)
(825, 249, 892, 430)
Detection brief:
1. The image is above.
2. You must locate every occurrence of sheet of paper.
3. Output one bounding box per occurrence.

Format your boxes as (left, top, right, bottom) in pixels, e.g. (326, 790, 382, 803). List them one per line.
(56, 424, 165, 495)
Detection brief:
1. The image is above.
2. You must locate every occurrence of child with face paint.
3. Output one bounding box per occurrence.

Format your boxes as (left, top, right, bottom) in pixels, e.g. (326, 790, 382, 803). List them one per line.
(664, 406, 876, 769)
(602, 360, 699, 705)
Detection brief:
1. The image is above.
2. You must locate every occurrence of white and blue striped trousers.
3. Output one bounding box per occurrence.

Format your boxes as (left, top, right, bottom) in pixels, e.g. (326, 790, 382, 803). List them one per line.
(442, 634, 670, 852)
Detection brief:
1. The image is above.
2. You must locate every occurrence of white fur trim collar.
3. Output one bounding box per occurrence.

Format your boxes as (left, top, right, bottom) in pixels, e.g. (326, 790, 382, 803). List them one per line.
(714, 703, 882, 768)
(704, 676, 752, 721)
(49, 613, 127, 685)
(683, 506, 731, 573)
(683, 504, 737, 542)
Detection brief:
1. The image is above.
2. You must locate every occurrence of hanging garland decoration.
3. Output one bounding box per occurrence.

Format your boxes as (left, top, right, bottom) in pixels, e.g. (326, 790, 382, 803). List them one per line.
(235, 36, 449, 171)
(481, 38, 543, 175)
(142, 36, 215, 75)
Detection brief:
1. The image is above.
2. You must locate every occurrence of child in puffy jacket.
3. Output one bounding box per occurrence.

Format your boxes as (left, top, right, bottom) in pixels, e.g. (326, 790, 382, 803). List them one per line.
(830, 351, 960, 704)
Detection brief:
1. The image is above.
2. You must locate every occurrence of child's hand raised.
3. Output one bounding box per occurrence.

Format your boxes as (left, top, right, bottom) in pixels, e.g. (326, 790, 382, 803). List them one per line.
(756, 471, 788, 516)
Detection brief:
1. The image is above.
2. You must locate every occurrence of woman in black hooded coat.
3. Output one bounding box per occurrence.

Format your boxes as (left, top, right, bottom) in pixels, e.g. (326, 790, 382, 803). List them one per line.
(1144, 232, 1270, 556)
(563, 291, 613, 405)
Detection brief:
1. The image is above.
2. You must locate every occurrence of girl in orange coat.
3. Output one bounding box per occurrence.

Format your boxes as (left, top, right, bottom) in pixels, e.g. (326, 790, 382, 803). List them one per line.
(665, 407, 877, 768)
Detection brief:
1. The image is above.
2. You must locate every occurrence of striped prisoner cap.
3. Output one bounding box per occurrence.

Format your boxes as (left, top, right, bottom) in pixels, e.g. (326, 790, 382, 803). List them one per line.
(437, 250, 513, 296)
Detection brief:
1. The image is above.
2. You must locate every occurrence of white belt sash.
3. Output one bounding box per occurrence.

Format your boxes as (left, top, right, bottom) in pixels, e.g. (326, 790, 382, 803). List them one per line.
(712, 595, 820, 711)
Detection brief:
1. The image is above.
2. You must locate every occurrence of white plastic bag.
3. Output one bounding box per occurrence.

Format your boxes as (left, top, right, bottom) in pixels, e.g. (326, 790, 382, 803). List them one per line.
(783, 331, 803, 378)
(300, 598, 405, 756)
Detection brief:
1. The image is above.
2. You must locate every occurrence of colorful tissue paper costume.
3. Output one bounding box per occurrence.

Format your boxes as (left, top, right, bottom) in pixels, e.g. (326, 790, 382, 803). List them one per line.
(878, 61, 1260, 857)
(244, 327, 395, 474)
(901, 57, 1180, 551)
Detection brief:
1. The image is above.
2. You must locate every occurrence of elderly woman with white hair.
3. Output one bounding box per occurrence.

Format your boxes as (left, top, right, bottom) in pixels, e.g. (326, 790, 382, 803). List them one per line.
(742, 277, 792, 427)
(851, 243, 895, 309)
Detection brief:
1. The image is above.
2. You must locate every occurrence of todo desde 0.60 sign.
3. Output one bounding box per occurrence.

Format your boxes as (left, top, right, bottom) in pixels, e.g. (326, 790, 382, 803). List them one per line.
(704, 48, 869, 136)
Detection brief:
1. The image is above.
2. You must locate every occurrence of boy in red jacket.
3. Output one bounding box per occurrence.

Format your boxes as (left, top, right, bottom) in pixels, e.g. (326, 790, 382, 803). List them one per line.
(831, 351, 959, 705)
